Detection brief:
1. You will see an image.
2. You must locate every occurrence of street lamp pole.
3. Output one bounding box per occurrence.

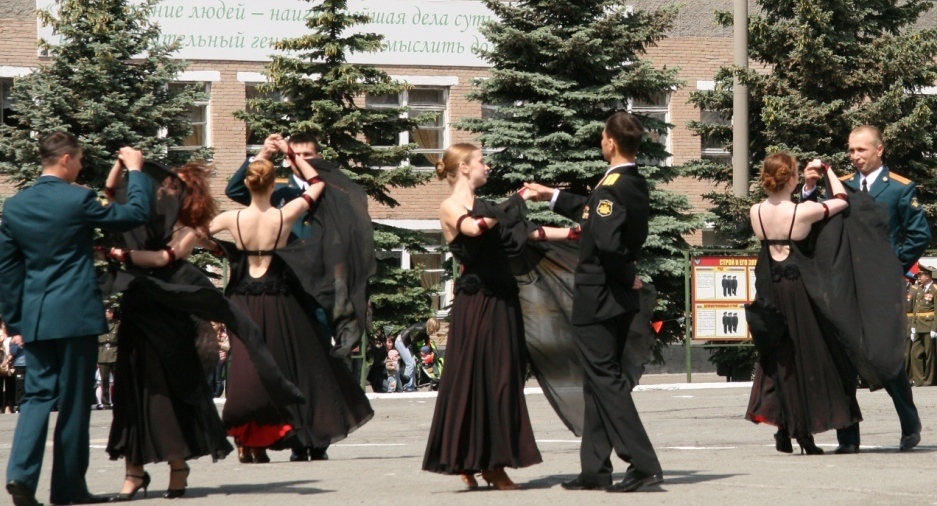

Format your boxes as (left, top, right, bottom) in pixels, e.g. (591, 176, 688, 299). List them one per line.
(733, 0, 749, 198)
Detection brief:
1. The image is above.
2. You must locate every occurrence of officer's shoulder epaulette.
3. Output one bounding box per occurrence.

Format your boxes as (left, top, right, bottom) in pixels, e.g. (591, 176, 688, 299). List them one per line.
(887, 172, 911, 185)
(838, 174, 852, 182)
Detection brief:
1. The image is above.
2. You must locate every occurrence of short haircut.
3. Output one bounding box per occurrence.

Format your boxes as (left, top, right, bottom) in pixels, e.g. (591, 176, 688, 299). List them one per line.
(39, 131, 81, 167)
(850, 125, 883, 146)
(605, 112, 644, 157)
(287, 132, 319, 154)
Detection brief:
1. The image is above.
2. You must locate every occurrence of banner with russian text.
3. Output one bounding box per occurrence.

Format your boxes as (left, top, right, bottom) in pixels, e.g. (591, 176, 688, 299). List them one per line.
(36, 0, 495, 67)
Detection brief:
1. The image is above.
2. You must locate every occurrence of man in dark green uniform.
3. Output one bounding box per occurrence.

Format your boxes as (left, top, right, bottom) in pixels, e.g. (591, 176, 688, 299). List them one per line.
(0, 133, 152, 506)
(905, 272, 920, 383)
(96, 308, 118, 410)
(909, 264, 937, 386)
(803, 124, 930, 453)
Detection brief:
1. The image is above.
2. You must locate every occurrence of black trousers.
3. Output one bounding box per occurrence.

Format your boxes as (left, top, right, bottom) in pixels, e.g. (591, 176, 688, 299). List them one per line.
(837, 363, 920, 446)
(574, 313, 661, 484)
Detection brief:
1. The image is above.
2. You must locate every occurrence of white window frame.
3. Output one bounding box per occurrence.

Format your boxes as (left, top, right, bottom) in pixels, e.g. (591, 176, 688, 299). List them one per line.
(0, 78, 14, 126)
(168, 81, 211, 151)
(628, 92, 672, 166)
(366, 86, 450, 169)
(243, 82, 286, 152)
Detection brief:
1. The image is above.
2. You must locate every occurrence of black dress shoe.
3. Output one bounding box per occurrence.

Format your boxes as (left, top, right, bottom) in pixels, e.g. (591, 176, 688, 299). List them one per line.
(290, 448, 309, 462)
(833, 444, 859, 454)
(309, 448, 328, 461)
(606, 471, 663, 493)
(899, 432, 921, 452)
(560, 476, 605, 491)
(7, 481, 42, 506)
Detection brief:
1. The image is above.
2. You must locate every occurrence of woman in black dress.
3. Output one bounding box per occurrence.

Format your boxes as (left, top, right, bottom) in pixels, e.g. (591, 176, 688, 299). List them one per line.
(210, 138, 373, 463)
(746, 153, 861, 454)
(105, 161, 229, 500)
(422, 143, 574, 490)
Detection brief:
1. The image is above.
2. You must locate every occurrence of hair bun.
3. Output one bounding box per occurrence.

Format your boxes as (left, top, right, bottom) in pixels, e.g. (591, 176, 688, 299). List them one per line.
(434, 160, 447, 180)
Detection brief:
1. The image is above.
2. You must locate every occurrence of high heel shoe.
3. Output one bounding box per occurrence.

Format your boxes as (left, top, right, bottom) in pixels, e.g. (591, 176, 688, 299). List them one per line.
(250, 448, 270, 464)
(480, 469, 520, 491)
(163, 465, 189, 499)
(110, 472, 150, 502)
(797, 436, 824, 455)
(237, 445, 253, 464)
(774, 430, 793, 454)
(460, 473, 478, 490)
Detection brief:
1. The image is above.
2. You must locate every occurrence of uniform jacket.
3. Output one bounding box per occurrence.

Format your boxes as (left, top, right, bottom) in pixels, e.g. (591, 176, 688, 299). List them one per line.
(839, 167, 931, 272)
(907, 282, 920, 335)
(97, 322, 118, 363)
(552, 164, 649, 325)
(913, 282, 937, 334)
(0, 172, 152, 342)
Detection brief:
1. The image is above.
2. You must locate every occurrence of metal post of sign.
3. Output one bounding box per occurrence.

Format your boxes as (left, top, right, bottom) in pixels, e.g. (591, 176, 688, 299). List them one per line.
(685, 249, 693, 382)
(732, 0, 749, 198)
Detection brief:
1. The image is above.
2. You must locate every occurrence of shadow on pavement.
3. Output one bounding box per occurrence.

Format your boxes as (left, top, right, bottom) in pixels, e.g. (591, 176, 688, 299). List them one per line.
(662, 469, 739, 485)
(182, 480, 328, 498)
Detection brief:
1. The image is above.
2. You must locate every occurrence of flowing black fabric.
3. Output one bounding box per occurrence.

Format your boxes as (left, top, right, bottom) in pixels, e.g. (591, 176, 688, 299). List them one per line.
(791, 188, 906, 388)
(301, 159, 376, 359)
(106, 263, 234, 464)
(217, 240, 374, 448)
(101, 163, 305, 462)
(745, 245, 861, 438)
(476, 195, 659, 437)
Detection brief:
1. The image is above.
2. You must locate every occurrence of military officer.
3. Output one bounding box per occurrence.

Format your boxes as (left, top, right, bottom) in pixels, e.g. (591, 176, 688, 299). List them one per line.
(905, 272, 920, 381)
(524, 111, 662, 493)
(803, 124, 929, 453)
(909, 264, 937, 386)
(96, 308, 118, 409)
(0, 134, 152, 506)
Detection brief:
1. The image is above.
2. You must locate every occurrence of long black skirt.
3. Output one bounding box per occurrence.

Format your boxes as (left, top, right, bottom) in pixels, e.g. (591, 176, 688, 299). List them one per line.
(746, 268, 862, 439)
(222, 265, 372, 450)
(423, 289, 542, 473)
(106, 284, 232, 464)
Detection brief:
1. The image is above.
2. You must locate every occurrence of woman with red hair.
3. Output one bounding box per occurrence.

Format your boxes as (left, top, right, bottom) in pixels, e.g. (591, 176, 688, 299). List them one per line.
(102, 160, 231, 501)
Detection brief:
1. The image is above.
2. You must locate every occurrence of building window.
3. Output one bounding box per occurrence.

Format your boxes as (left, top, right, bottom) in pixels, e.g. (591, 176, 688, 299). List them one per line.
(168, 82, 210, 150)
(629, 92, 670, 165)
(366, 87, 448, 167)
(700, 109, 731, 165)
(0, 79, 14, 127)
(245, 83, 284, 150)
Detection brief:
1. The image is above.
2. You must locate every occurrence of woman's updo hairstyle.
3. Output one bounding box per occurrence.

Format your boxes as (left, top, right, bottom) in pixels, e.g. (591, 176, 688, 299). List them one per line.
(175, 161, 218, 235)
(761, 152, 798, 193)
(435, 143, 480, 184)
(245, 159, 276, 192)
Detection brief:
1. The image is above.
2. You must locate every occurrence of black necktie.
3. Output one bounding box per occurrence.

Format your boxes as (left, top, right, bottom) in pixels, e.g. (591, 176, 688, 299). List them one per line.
(861, 179, 868, 192)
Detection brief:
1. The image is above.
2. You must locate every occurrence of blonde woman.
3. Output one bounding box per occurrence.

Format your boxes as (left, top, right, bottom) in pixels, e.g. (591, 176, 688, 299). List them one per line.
(422, 143, 574, 490)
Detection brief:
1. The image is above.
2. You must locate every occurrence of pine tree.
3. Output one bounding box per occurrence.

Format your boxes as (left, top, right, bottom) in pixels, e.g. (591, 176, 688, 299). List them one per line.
(458, 0, 705, 348)
(0, 0, 205, 189)
(236, 0, 435, 332)
(686, 0, 937, 247)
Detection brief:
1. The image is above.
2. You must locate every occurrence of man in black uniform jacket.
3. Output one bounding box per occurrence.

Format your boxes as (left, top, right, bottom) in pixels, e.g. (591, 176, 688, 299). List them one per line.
(524, 112, 663, 493)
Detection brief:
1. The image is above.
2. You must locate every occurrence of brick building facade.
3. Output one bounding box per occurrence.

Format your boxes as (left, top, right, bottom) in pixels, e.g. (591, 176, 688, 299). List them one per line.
(3, 0, 936, 311)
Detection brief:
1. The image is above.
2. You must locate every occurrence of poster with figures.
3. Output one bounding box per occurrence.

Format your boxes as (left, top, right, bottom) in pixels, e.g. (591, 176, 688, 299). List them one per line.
(691, 255, 757, 341)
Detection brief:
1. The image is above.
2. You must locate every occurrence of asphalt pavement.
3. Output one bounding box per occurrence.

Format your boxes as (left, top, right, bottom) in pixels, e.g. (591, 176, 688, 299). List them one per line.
(2, 374, 936, 506)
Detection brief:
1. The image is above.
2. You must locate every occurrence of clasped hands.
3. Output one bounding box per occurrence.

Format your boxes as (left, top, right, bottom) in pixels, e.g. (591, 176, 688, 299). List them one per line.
(802, 159, 835, 193)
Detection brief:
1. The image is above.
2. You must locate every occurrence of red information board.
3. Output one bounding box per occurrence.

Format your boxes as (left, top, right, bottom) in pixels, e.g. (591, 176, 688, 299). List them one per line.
(691, 255, 757, 341)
